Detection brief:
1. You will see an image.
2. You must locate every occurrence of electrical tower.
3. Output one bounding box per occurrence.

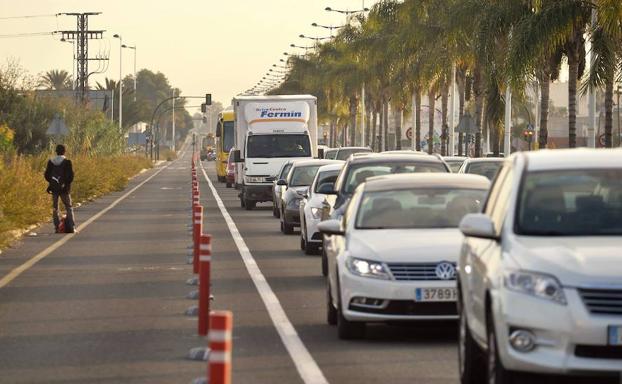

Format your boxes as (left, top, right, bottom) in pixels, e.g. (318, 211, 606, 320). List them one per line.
(58, 12, 104, 103)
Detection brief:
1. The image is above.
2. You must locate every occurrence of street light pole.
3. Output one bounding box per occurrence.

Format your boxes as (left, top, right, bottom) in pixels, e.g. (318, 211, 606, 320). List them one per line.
(122, 44, 137, 102)
(113, 34, 123, 131)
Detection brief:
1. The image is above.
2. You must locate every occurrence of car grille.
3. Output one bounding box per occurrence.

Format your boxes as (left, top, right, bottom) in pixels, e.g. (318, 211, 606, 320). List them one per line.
(578, 288, 622, 315)
(349, 300, 457, 316)
(575, 345, 622, 360)
(386, 262, 456, 281)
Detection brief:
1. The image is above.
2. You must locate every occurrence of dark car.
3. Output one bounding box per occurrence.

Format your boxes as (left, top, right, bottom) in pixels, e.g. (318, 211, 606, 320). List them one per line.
(278, 159, 342, 234)
(319, 153, 450, 276)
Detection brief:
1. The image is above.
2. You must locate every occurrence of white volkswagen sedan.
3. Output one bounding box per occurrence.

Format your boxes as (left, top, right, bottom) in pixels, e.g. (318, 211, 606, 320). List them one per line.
(458, 149, 622, 384)
(319, 173, 489, 339)
(300, 162, 344, 255)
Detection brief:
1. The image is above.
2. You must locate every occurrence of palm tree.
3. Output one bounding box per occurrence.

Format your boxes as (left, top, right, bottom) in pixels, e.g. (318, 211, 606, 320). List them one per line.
(39, 69, 72, 90)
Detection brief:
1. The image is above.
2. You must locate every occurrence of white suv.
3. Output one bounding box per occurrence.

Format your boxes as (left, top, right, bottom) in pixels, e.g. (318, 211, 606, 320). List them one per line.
(458, 149, 622, 384)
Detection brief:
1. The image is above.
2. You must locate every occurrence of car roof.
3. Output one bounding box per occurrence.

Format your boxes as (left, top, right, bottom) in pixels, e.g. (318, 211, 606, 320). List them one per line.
(317, 163, 345, 172)
(290, 159, 343, 168)
(517, 148, 622, 171)
(337, 146, 371, 151)
(463, 157, 505, 164)
(363, 173, 491, 192)
(381, 150, 429, 155)
(443, 156, 467, 161)
(345, 153, 444, 165)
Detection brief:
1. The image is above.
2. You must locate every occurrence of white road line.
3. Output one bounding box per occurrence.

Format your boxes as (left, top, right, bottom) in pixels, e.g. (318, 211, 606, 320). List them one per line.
(0, 162, 172, 289)
(200, 163, 329, 384)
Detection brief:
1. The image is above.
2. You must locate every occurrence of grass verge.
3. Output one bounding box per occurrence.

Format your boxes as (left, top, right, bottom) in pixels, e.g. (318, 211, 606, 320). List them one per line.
(0, 154, 152, 250)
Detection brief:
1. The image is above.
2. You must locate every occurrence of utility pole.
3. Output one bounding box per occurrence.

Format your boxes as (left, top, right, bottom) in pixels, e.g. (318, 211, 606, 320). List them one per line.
(58, 13, 104, 103)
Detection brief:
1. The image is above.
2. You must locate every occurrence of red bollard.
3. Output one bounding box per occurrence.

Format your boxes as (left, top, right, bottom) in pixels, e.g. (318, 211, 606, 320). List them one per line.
(193, 206, 203, 274)
(209, 311, 232, 384)
(198, 234, 212, 336)
(193, 189, 200, 206)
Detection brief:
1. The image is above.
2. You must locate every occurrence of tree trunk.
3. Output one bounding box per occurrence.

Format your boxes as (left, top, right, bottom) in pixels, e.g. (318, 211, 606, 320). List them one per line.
(474, 66, 484, 157)
(378, 102, 384, 152)
(415, 90, 422, 151)
(383, 99, 389, 151)
(371, 106, 378, 151)
(441, 84, 449, 156)
(457, 72, 466, 156)
(428, 89, 435, 154)
(568, 54, 578, 148)
(605, 73, 614, 148)
(349, 95, 358, 147)
(491, 120, 500, 156)
(538, 76, 550, 149)
(396, 108, 403, 150)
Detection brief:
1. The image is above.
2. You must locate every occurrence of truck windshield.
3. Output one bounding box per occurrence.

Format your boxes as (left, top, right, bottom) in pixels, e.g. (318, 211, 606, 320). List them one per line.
(222, 121, 234, 152)
(247, 134, 311, 158)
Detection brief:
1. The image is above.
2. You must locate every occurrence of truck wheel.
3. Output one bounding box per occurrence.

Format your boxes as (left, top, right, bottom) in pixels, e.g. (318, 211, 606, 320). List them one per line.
(240, 198, 245, 208)
(273, 204, 280, 218)
(226, 182, 232, 188)
(217, 176, 225, 182)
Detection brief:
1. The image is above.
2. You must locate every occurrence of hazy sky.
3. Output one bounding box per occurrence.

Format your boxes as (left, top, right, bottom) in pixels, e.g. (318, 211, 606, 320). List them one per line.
(0, 1, 376, 114)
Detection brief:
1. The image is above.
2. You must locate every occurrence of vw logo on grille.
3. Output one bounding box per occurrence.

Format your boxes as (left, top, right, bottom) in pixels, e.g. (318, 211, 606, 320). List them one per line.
(435, 262, 455, 280)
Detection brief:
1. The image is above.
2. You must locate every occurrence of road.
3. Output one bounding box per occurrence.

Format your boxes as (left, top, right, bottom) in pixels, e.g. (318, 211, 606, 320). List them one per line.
(0, 147, 458, 384)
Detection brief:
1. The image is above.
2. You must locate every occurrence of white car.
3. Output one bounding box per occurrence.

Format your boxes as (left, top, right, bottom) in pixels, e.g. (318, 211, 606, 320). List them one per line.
(458, 157, 504, 180)
(300, 163, 344, 255)
(271, 160, 295, 218)
(319, 173, 490, 339)
(458, 149, 622, 384)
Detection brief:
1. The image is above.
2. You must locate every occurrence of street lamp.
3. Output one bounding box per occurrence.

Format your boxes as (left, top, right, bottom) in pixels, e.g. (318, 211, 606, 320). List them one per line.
(59, 38, 75, 90)
(299, 34, 331, 43)
(290, 43, 313, 50)
(121, 44, 137, 102)
(113, 34, 123, 131)
(311, 22, 345, 37)
(325, 6, 369, 15)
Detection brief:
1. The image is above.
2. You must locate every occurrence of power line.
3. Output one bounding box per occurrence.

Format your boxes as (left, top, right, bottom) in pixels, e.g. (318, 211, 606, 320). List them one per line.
(0, 31, 57, 38)
(0, 14, 58, 20)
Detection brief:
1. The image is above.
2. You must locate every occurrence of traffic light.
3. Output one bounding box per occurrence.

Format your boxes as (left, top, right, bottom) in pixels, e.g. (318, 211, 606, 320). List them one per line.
(205, 94, 212, 106)
(201, 103, 206, 113)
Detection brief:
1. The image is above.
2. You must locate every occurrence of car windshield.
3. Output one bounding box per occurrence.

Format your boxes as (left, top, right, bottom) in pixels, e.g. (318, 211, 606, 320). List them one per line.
(247, 134, 311, 158)
(516, 169, 622, 236)
(356, 188, 487, 229)
(324, 149, 338, 159)
(279, 163, 292, 179)
(466, 161, 502, 180)
(344, 161, 447, 194)
(290, 165, 321, 187)
(336, 148, 371, 160)
(314, 170, 340, 193)
(446, 160, 464, 173)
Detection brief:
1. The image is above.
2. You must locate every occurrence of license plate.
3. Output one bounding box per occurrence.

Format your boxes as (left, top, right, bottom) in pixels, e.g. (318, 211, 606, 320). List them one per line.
(608, 326, 622, 345)
(415, 287, 457, 302)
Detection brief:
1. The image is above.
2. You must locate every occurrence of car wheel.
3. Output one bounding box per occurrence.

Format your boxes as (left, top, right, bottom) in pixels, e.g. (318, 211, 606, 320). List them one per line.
(244, 199, 256, 210)
(217, 176, 225, 182)
(305, 242, 317, 255)
(486, 311, 515, 384)
(300, 236, 306, 251)
(337, 287, 365, 340)
(326, 281, 337, 326)
(459, 297, 486, 384)
(283, 220, 294, 234)
(321, 246, 328, 277)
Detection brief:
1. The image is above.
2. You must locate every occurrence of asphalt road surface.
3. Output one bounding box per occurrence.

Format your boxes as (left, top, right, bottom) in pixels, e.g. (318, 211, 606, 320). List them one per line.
(0, 147, 458, 384)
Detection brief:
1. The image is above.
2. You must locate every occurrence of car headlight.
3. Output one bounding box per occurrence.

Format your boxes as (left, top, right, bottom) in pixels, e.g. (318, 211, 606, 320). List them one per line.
(310, 207, 321, 219)
(245, 176, 264, 183)
(504, 271, 567, 305)
(346, 257, 390, 280)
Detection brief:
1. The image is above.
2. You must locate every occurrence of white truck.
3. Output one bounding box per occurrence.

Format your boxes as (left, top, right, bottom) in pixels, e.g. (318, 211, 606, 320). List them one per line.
(232, 95, 318, 210)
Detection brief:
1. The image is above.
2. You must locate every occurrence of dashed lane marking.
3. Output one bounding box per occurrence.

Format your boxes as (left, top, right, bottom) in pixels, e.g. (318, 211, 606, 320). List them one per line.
(200, 162, 329, 384)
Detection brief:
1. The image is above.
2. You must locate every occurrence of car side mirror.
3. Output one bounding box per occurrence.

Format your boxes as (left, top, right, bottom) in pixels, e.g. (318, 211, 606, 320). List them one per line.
(317, 182, 335, 195)
(459, 214, 498, 240)
(276, 179, 287, 186)
(317, 219, 344, 236)
(232, 149, 242, 163)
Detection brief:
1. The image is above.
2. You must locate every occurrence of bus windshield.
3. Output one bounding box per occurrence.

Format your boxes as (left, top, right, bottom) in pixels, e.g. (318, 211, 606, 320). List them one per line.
(222, 121, 234, 152)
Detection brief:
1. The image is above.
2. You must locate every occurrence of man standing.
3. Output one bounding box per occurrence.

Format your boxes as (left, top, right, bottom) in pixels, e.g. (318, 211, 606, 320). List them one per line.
(44, 144, 75, 233)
